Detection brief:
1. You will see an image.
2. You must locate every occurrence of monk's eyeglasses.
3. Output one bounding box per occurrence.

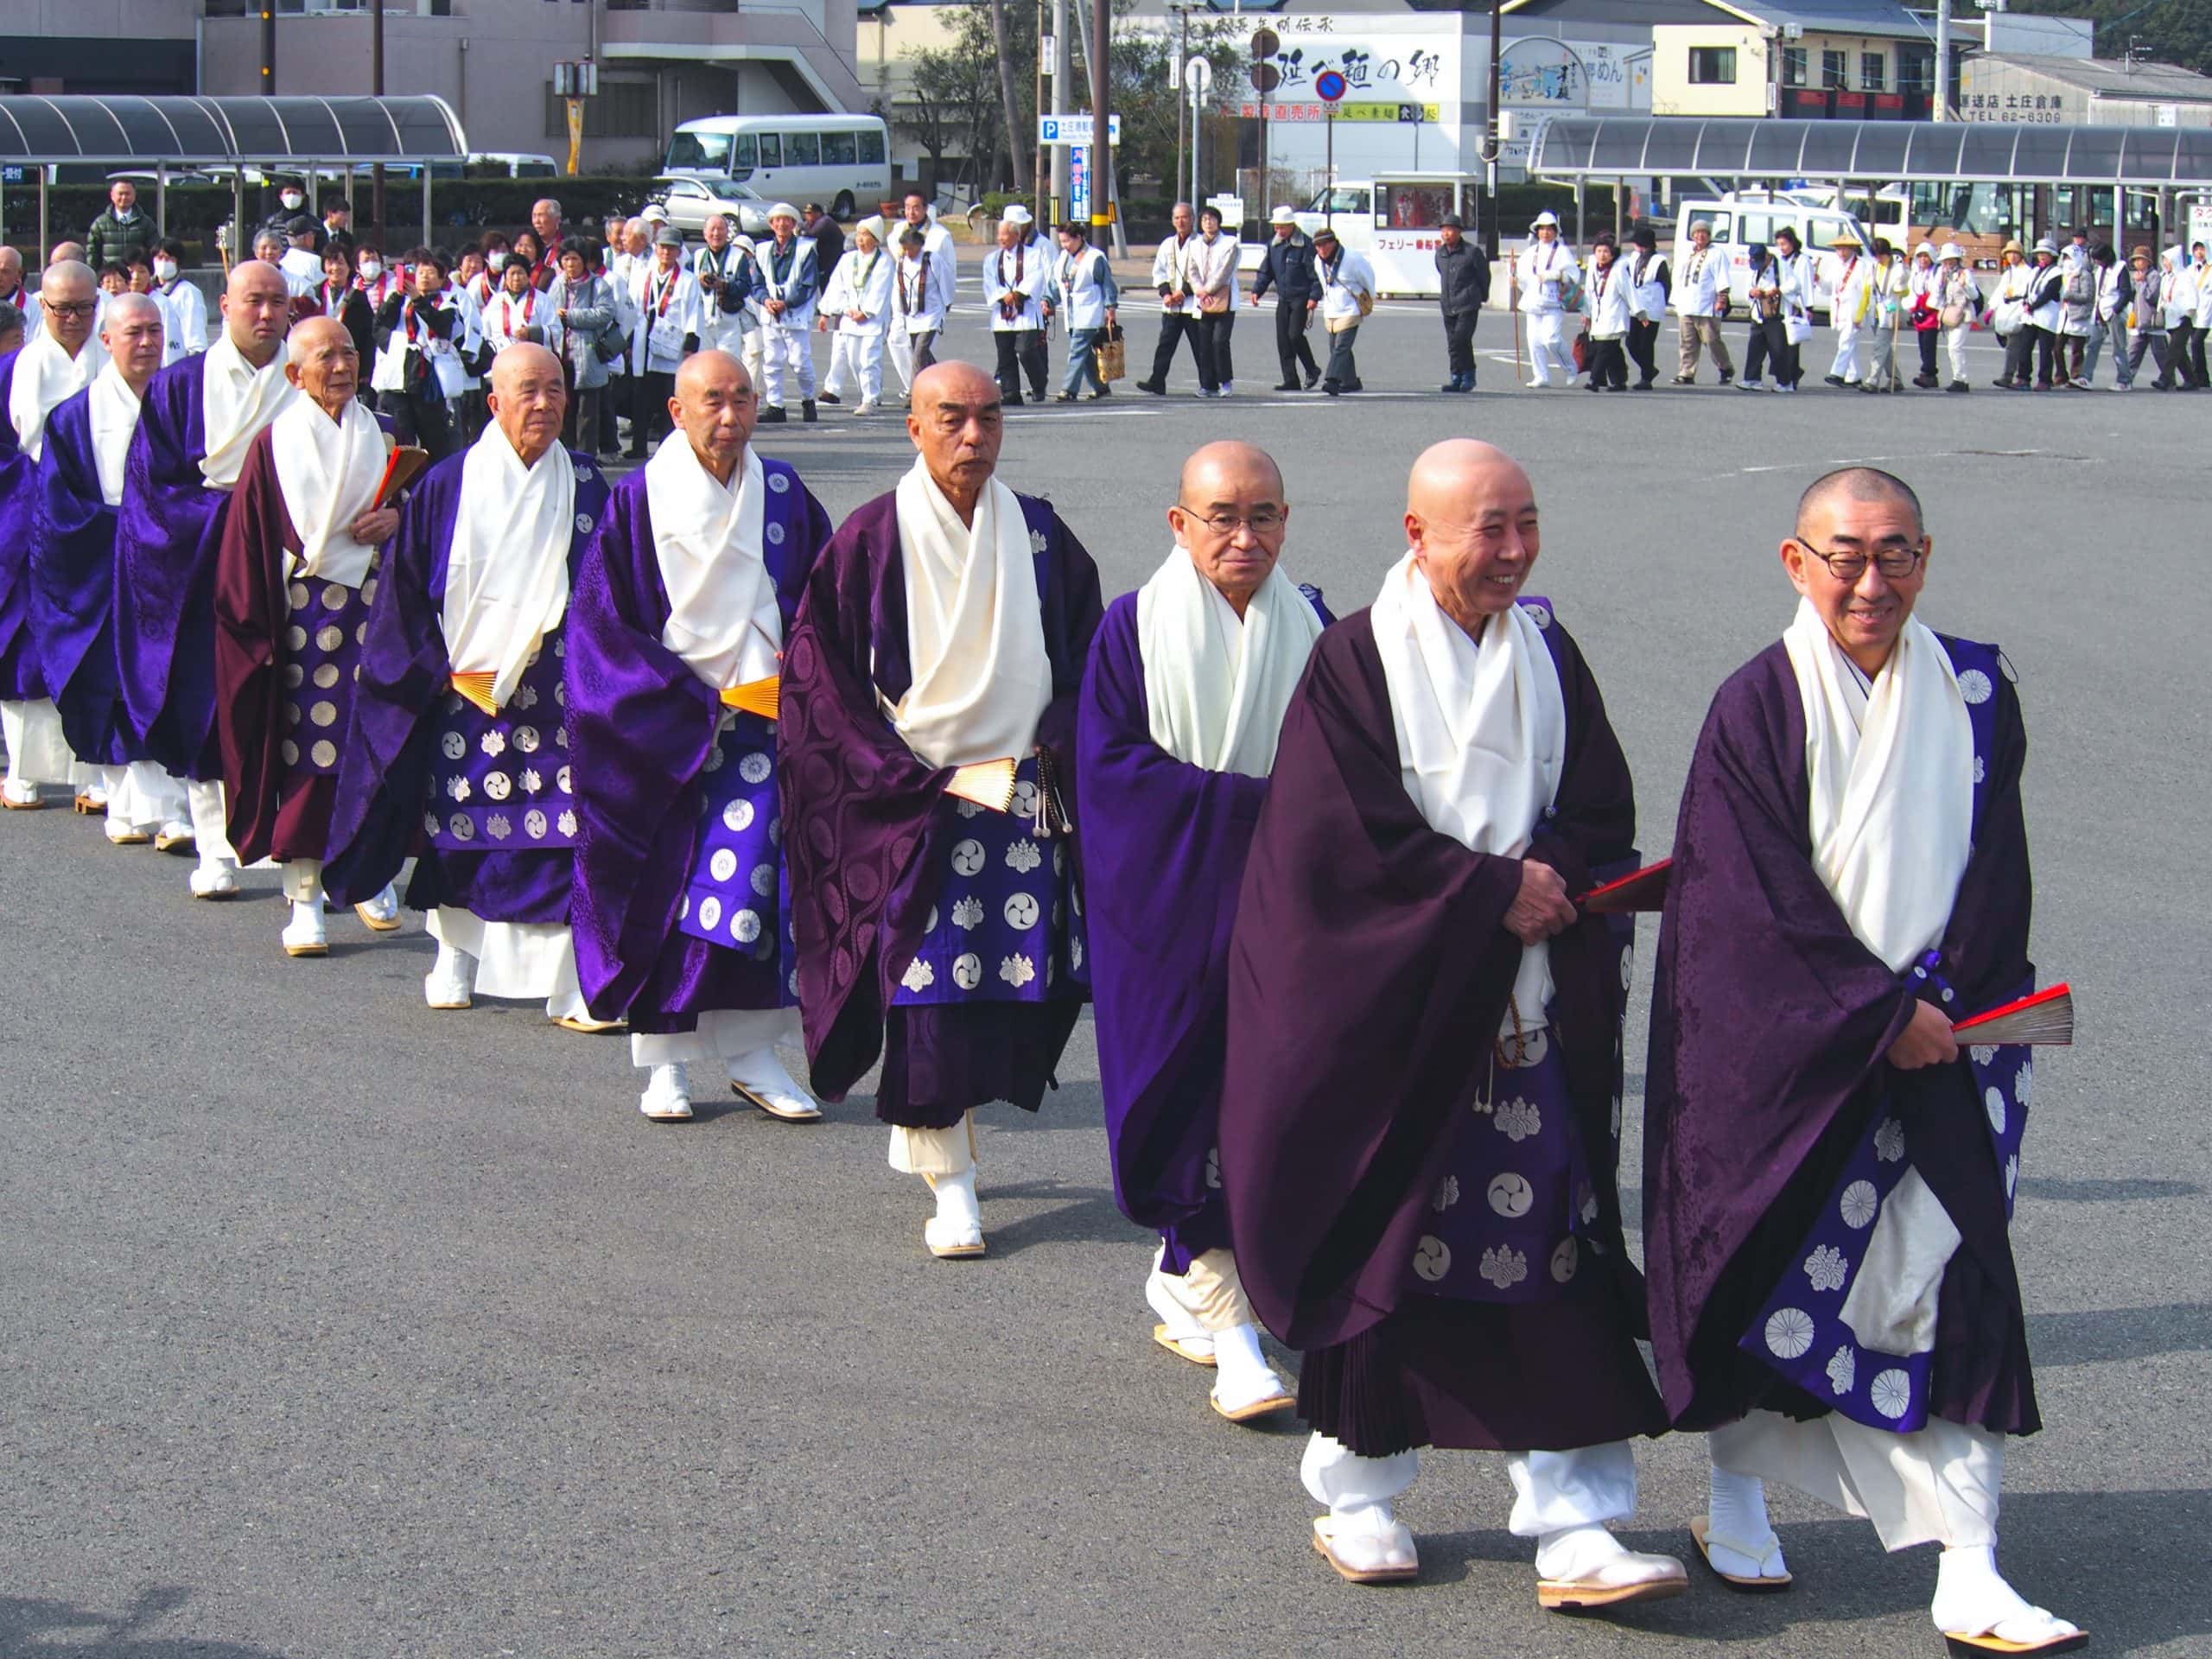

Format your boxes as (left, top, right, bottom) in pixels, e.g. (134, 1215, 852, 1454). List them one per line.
(1791, 537, 1925, 583)
(42, 298, 96, 318)
(1176, 505, 1286, 535)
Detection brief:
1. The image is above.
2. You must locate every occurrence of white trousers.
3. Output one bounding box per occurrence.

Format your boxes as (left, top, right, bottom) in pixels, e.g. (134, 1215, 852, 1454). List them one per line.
(1302, 1435, 1638, 1535)
(631, 1006, 798, 1069)
(187, 778, 238, 864)
(889, 1111, 976, 1178)
(760, 326, 816, 407)
(1831, 321, 1866, 383)
(429, 907, 588, 1019)
(888, 327, 918, 394)
(1, 697, 79, 786)
(1710, 1410, 2001, 1553)
(111, 760, 189, 832)
(1945, 324, 1974, 383)
(823, 332, 885, 404)
(1527, 310, 1571, 385)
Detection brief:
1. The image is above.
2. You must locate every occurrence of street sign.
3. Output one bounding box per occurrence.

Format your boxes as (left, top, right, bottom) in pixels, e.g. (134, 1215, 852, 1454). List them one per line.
(1071, 145, 1090, 219)
(1249, 63, 1281, 93)
(1038, 113, 1122, 147)
(1185, 56, 1212, 98)
(1206, 193, 1246, 226)
(1314, 69, 1347, 103)
(1251, 28, 1279, 60)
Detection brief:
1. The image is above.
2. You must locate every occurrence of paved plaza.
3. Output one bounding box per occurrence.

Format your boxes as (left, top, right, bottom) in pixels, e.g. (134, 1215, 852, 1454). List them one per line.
(2, 301, 2206, 1658)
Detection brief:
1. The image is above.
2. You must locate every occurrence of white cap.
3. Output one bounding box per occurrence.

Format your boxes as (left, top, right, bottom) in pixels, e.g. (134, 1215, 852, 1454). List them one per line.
(1938, 242, 1962, 262)
(1002, 203, 1033, 226)
(1915, 240, 1936, 258)
(639, 201, 670, 223)
(1531, 210, 1560, 229)
(855, 214, 887, 244)
(768, 201, 800, 222)
(1270, 205, 1297, 226)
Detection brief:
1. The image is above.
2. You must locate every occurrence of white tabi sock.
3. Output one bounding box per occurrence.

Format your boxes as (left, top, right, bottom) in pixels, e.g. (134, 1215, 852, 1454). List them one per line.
(1707, 1465, 1788, 1579)
(1210, 1321, 1291, 1414)
(931, 1166, 982, 1231)
(1535, 1523, 1629, 1583)
(1931, 1545, 2080, 1644)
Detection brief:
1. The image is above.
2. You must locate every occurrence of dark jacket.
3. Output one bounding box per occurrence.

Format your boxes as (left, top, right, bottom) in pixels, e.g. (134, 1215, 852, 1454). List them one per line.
(86, 208, 156, 270)
(807, 214, 846, 283)
(1435, 236, 1491, 314)
(257, 209, 325, 256)
(1250, 230, 1319, 303)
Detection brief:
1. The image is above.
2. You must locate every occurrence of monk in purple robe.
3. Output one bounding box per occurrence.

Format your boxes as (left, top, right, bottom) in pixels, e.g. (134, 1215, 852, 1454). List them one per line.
(1221, 441, 1681, 1607)
(781, 360, 1102, 1258)
(114, 260, 298, 896)
(212, 315, 405, 958)
(3, 260, 106, 813)
(30, 292, 191, 845)
(323, 343, 614, 1030)
(1077, 441, 1325, 1425)
(1643, 467, 2079, 1656)
(566, 350, 835, 1122)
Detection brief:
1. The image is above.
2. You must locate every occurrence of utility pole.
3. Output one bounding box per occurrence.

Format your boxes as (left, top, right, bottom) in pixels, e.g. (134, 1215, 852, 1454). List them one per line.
(260, 4, 276, 94)
(1052, 0, 1071, 219)
(1173, 6, 1187, 214)
(1033, 0, 1046, 213)
(372, 0, 387, 241)
(1088, 0, 1109, 246)
(1486, 0, 1503, 256)
(1933, 0, 1952, 120)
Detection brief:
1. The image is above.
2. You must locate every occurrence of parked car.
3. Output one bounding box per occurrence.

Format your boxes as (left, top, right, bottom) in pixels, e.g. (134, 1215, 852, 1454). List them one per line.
(648, 175, 772, 238)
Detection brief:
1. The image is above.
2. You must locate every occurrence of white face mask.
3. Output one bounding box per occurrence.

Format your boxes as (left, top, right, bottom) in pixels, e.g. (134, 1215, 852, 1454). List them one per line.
(486, 251, 508, 271)
(359, 260, 383, 283)
(281, 192, 304, 210)
(153, 257, 177, 282)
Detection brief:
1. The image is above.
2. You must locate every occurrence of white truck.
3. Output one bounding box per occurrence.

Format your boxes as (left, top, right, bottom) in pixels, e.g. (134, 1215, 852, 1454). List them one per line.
(1236, 175, 1477, 300)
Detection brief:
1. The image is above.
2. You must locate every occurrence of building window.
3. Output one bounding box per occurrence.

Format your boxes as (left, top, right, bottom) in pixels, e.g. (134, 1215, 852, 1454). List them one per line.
(1861, 52, 1885, 92)
(1898, 48, 1935, 94)
(1822, 49, 1847, 90)
(1688, 47, 1738, 86)
(1781, 47, 1807, 88)
(543, 79, 660, 141)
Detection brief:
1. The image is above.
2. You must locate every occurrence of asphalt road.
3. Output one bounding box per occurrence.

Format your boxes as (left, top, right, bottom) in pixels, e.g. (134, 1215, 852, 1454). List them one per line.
(3, 303, 2207, 1659)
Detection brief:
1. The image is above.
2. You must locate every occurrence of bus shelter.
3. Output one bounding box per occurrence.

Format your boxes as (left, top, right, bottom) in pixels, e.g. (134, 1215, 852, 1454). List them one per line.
(1523, 115, 2212, 253)
(0, 94, 468, 263)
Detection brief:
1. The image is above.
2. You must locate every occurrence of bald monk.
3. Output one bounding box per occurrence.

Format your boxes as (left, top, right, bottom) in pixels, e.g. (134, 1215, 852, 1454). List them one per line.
(3, 259, 108, 810)
(324, 344, 613, 1027)
(115, 259, 298, 896)
(212, 315, 404, 957)
(1076, 441, 1327, 1423)
(566, 351, 836, 1121)
(1221, 440, 1681, 1605)
(782, 360, 1103, 1257)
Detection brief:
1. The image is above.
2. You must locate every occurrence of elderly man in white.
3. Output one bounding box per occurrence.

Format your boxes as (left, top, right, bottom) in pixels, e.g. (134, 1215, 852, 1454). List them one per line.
(1516, 211, 1580, 389)
(887, 192, 957, 401)
(1671, 219, 1735, 386)
(982, 212, 1048, 408)
(751, 203, 820, 425)
(818, 216, 893, 416)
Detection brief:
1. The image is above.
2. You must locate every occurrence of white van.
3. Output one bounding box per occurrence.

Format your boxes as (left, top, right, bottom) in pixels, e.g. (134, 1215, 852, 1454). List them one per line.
(663, 114, 891, 219)
(1677, 192, 1878, 321)
(1232, 175, 1475, 300)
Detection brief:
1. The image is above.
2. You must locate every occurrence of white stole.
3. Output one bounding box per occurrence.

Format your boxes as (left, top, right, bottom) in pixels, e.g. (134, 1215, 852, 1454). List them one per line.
(1136, 545, 1321, 778)
(269, 395, 391, 588)
(9, 329, 105, 462)
(200, 333, 295, 491)
(442, 429, 577, 708)
(890, 456, 1051, 769)
(1370, 549, 1566, 1011)
(1782, 597, 1972, 975)
(86, 362, 143, 507)
(645, 438, 781, 690)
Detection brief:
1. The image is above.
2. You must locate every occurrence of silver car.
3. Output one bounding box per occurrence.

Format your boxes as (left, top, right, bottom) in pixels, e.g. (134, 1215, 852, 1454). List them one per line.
(649, 175, 772, 238)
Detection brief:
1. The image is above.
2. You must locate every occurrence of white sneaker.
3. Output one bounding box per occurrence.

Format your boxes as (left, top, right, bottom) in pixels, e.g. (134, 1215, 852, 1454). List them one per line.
(280, 900, 329, 957)
(1220, 380, 1235, 396)
(728, 1046, 822, 1121)
(639, 1062, 694, 1121)
(423, 944, 475, 1009)
(854, 401, 878, 416)
(188, 858, 240, 899)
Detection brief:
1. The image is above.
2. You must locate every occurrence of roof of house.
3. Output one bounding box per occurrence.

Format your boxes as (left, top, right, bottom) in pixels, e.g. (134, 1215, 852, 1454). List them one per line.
(1967, 51, 2212, 105)
(1503, 0, 1931, 38)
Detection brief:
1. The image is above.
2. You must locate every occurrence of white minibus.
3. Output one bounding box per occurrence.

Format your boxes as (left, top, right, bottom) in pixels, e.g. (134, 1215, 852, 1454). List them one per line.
(663, 114, 892, 219)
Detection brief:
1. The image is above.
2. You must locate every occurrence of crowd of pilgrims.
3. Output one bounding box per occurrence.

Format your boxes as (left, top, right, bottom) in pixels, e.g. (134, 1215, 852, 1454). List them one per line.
(0, 252, 2085, 1656)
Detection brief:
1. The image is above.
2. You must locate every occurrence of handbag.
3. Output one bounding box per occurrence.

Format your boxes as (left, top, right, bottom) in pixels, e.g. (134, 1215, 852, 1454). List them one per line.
(1093, 321, 1126, 383)
(1198, 289, 1230, 315)
(1571, 325, 1592, 372)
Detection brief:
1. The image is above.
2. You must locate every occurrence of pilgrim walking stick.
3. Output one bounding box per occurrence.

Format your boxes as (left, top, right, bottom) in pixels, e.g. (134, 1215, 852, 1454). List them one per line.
(1510, 251, 1524, 384)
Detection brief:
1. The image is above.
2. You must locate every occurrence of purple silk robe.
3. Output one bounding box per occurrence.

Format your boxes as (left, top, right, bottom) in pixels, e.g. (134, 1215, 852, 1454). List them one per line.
(1075, 585, 1330, 1272)
(779, 486, 1103, 1126)
(1220, 607, 1664, 1458)
(565, 455, 832, 1026)
(0, 350, 48, 704)
(29, 387, 143, 767)
(322, 446, 611, 918)
(1642, 637, 2039, 1438)
(113, 354, 246, 778)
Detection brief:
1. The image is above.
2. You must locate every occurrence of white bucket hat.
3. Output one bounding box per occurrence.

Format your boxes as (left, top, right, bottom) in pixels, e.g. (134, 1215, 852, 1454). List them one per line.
(1938, 242, 1963, 263)
(1531, 210, 1560, 229)
(1002, 203, 1033, 226)
(1270, 205, 1297, 226)
(768, 201, 800, 223)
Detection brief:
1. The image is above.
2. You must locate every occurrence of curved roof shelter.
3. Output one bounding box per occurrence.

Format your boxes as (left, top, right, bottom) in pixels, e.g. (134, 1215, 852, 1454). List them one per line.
(0, 95, 467, 167)
(1526, 116, 2212, 188)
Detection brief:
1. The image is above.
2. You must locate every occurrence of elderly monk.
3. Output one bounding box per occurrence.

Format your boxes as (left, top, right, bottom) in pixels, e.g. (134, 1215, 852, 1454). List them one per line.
(782, 360, 1102, 1257)
(1643, 468, 2077, 1656)
(567, 351, 834, 1122)
(115, 260, 297, 896)
(1221, 440, 1681, 1605)
(1075, 440, 1325, 1424)
(30, 292, 189, 845)
(324, 344, 613, 1026)
(211, 316, 405, 958)
(2, 259, 109, 811)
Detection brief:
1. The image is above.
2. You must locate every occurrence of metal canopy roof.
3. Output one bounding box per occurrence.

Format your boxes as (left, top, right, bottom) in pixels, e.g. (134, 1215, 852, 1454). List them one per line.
(1527, 117, 2212, 187)
(0, 95, 467, 166)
